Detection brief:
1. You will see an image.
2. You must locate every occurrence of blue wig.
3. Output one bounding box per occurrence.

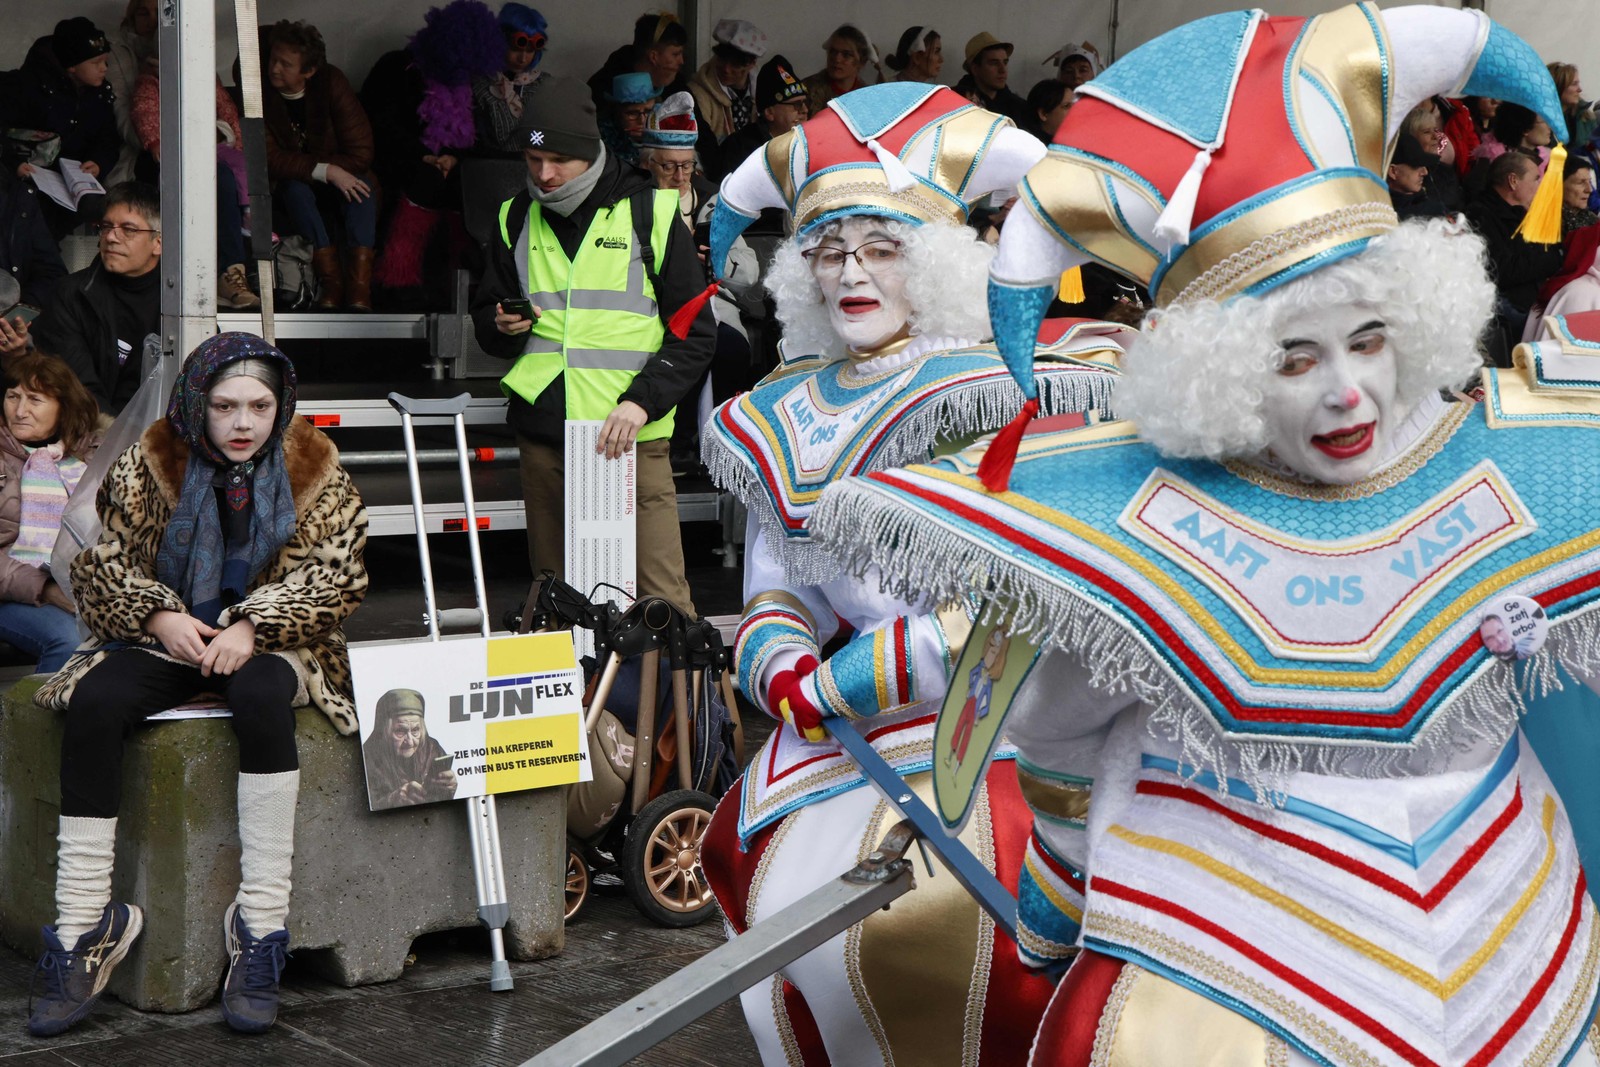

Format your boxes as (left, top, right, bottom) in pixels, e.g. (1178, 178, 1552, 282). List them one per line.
(498, 2, 548, 42)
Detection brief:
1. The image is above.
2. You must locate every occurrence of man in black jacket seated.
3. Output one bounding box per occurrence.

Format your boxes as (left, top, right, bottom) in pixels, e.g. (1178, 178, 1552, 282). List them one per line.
(470, 78, 713, 616)
(0, 171, 69, 355)
(26, 182, 160, 415)
(1466, 151, 1565, 363)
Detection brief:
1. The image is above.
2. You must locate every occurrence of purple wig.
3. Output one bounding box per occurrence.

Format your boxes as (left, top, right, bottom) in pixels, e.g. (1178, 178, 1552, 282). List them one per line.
(409, 0, 504, 153)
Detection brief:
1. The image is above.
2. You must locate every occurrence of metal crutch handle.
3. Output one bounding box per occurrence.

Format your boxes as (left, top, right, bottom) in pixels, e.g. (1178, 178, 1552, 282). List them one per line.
(387, 391, 473, 418)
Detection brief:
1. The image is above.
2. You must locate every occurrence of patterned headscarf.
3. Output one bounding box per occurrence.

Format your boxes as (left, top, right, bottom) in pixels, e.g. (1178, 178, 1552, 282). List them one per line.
(156, 333, 300, 627)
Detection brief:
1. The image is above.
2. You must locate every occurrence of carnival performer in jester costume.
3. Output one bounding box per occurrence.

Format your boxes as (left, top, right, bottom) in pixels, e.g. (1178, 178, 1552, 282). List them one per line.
(697, 83, 1130, 1066)
(810, 6, 1600, 1065)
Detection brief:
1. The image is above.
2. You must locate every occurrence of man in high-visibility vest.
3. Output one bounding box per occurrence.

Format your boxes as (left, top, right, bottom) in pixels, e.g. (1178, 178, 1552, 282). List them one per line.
(471, 77, 714, 615)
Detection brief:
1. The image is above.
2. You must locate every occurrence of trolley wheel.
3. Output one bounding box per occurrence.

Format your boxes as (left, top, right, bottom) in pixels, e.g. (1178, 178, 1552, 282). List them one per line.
(564, 843, 590, 922)
(622, 789, 718, 927)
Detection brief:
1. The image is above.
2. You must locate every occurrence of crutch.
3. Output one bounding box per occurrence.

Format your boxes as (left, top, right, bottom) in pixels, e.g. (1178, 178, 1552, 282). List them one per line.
(389, 392, 513, 993)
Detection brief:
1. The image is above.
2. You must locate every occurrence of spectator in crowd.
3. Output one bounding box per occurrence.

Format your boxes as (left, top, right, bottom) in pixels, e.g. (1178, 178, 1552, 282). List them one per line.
(1386, 132, 1440, 221)
(804, 25, 874, 115)
(1021, 79, 1072, 143)
(689, 19, 766, 153)
(599, 73, 660, 168)
(1403, 103, 1463, 216)
(469, 78, 713, 614)
(130, 65, 260, 310)
(1467, 150, 1566, 361)
(105, 0, 158, 186)
(1563, 152, 1599, 232)
(363, 0, 504, 309)
(27, 333, 368, 1038)
(640, 95, 758, 463)
(884, 26, 942, 84)
(1441, 95, 1481, 178)
(0, 169, 68, 327)
(956, 33, 1030, 127)
(1548, 63, 1598, 149)
(0, 355, 102, 673)
(587, 13, 689, 108)
(1466, 95, 1499, 137)
(0, 18, 118, 239)
(472, 3, 549, 154)
(1047, 43, 1101, 90)
(363, 689, 457, 809)
(262, 20, 379, 312)
(1524, 224, 1600, 341)
(1472, 101, 1553, 168)
(712, 54, 808, 182)
(26, 182, 161, 415)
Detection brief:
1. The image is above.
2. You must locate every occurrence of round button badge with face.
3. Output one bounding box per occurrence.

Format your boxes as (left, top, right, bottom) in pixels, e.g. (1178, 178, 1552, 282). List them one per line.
(1478, 594, 1548, 663)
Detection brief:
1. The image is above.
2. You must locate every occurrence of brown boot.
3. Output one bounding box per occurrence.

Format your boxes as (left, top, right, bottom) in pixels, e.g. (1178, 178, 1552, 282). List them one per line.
(311, 246, 342, 309)
(345, 247, 375, 312)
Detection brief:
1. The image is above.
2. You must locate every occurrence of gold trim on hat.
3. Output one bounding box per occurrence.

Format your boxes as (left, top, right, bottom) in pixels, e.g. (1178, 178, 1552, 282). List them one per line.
(794, 173, 962, 230)
(1021, 151, 1164, 286)
(765, 131, 798, 208)
(921, 108, 1010, 201)
(1157, 174, 1396, 305)
(1298, 3, 1391, 178)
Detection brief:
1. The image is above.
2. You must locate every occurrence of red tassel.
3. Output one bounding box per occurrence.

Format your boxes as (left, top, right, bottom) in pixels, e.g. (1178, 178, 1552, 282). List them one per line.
(976, 397, 1039, 494)
(668, 281, 719, 339)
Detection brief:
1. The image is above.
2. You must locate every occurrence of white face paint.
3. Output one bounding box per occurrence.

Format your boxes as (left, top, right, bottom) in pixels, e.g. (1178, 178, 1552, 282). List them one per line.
(1260, 302, 1398, 485)
(813, 217, 914, 352)
(206, 376, 279, 464)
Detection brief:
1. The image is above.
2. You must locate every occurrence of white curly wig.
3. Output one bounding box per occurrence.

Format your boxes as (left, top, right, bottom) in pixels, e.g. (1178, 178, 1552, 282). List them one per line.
(764, 216, 996, 360)
(1115, 217, 1495, 460)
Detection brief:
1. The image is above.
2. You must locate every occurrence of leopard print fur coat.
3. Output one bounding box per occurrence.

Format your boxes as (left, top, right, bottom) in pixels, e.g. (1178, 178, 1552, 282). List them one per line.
(35, 415, 370, 734)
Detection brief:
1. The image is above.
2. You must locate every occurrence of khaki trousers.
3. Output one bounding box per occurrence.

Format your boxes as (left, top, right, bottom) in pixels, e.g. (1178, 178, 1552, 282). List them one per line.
(516, 435, 696, 617)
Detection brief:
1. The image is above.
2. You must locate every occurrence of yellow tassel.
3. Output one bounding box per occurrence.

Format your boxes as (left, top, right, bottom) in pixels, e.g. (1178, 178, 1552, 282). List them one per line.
(1515, 142, 1567, 245)
(1058, 266, 1086, 304)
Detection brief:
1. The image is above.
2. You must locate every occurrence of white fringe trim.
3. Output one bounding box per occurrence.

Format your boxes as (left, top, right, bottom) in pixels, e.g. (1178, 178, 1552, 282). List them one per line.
(703, 367, 1116, 586)
(811, 478, 1600, 804)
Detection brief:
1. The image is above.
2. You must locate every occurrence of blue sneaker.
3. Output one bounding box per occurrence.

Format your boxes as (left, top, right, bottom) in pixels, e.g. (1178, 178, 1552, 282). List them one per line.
(27, 902, 144, 1037)
(220, 903, 289, 1033)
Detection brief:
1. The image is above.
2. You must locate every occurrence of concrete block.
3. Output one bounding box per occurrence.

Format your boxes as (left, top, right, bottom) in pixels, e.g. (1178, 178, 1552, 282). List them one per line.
(0, 679, 565, 1013)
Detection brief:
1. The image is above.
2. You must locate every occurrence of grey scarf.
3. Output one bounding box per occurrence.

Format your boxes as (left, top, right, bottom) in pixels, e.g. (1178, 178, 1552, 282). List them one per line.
(528, 143, 608, 217)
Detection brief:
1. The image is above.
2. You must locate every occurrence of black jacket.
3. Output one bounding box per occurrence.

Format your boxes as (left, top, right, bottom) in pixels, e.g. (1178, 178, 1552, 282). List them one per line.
(30, 258, 157, 414)
(0, 37, 120, 179)
(0, 176, 66, 308)
(953, 77, 1032, 129)
(470, 156, 716, 447)
(1465, 188, 1566, 313)
(711, 120, 772, 184)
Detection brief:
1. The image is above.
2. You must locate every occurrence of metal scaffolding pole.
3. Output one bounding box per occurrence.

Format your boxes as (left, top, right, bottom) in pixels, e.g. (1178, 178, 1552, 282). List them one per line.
(157, 0, 219, 365)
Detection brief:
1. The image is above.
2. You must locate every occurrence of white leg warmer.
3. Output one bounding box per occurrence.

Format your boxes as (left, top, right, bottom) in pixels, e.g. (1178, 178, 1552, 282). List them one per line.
(54, 816, 117, 944)
(234, 770, 299, 938)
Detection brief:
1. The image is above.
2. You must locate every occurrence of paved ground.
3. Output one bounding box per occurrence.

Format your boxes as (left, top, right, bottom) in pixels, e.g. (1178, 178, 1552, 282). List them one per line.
(0, 522, 763, 1065)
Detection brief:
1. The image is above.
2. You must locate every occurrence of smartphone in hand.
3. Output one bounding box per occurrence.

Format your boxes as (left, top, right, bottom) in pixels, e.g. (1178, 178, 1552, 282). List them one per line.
(2, 303, 41, 327)
(500, 297, 538, 321)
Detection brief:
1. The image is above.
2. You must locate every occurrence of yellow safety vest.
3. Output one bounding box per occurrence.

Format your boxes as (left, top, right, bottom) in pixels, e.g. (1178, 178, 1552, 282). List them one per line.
(497, 189, 680, 440)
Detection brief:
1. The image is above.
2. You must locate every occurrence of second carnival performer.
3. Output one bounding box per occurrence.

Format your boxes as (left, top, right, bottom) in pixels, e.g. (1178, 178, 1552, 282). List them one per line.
(812, 6, 1600, 1066)
(697, 84, 1131, 1065)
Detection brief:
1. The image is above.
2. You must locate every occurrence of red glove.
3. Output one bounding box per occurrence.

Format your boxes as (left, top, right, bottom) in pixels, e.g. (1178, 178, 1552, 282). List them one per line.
(767, 655, 824, 741)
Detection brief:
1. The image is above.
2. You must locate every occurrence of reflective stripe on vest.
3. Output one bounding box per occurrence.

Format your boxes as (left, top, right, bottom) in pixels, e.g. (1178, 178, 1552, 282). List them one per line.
(497, 190, 679, 441)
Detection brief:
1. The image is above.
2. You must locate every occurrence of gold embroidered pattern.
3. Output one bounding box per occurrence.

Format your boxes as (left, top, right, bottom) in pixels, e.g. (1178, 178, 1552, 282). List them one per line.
(1017, 922, 1078, 962)
(743, 589, 819, 631)
(1089, 963, 1144, 1067)
(1222, 402, 1469, 501)
(745, 810, 798, 929)
(1085, 914, 1384, 1067)
(769, 974, 805, 1067)
(794, 180, 959, 230)
(1265, 1034, 1291, 1067)
(844, 798, 895, 1065)
(1521, 912, 1600, 1067)
(1173, 203, 1398, 306)
(745, 734, 934, 824)
(962, 786, 997, 1067)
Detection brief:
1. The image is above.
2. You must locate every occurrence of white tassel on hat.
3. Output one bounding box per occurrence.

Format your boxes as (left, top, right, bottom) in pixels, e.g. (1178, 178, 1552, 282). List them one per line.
(1152, 146, 1214, 247)
(866, 138, 918, 193)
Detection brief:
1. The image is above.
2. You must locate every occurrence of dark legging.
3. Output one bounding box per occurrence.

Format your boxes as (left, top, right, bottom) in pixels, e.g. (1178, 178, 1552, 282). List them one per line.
(60, 648, 300, 818)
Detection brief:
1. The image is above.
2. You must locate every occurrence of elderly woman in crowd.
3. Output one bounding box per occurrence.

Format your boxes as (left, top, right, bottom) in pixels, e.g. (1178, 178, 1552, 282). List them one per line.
(0, 355, 101, 673)
(27, 333, 366, 1039)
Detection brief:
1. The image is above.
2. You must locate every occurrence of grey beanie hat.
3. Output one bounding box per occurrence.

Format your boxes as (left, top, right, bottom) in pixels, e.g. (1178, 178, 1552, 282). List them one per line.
(512, 76, 601, 161)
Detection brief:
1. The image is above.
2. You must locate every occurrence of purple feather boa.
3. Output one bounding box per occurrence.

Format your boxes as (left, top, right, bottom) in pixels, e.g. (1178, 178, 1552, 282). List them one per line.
(419, 82, 476, 153)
